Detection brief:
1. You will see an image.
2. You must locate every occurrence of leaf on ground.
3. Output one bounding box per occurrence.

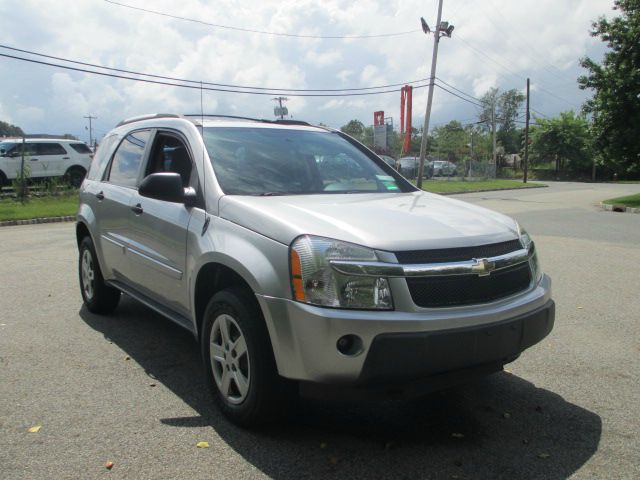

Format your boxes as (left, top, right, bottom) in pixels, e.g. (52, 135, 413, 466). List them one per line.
(451, 433, 465, 439)
(504, 368, 512, 374)
(538, 452, 551, 459)
(27, 425, 41, 433)
(503, 412, 512, 419)
(319, 442, 327, 449)
(124, 355, 131, 361)
(196, 441, 210, 448)
(149, 383, 156, 387)
(329, 456, 339, 465)
(105, 461, 114, 470)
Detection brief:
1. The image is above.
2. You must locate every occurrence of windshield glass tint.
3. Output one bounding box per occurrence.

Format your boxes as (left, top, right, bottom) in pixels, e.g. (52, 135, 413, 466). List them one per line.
(203, 127, 406, 195)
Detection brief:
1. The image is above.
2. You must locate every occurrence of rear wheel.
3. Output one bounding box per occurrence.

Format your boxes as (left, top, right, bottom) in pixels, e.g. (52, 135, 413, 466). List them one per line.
(65, 166, 87, 188)
(201, 288, 293, 427)
(0, 171, 7, 187)
(79, 236, 120, 314)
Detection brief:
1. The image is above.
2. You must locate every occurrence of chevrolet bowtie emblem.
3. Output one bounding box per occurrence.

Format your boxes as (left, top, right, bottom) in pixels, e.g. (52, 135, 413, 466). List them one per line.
(472, 258, 496, 276)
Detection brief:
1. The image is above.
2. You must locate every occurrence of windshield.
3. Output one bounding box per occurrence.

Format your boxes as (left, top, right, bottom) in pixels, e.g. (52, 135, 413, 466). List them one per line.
(203, 127, 412, 195)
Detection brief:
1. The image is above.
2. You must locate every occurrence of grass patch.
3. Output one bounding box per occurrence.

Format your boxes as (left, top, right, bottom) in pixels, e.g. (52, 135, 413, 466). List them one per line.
(602, 193, 640, 208)
(420, 179, 545, 194)
(0, 195, 78, 221)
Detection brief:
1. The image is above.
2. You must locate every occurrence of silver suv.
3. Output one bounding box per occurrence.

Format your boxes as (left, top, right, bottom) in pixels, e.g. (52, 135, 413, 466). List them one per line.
(76, 114, 554, 426)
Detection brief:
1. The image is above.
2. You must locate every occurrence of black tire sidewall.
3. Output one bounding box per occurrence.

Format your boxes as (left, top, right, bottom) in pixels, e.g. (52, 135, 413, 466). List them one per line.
(201, 288, 281, 427)
(78, 236, 120, 314)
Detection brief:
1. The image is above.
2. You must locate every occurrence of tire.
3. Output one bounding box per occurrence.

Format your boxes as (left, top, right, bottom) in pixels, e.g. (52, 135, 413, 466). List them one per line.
(201, 287, 293, 427)
(78, 236, 120, 314)
(0, 171, 7, 187)
(65, 166, 87, 188)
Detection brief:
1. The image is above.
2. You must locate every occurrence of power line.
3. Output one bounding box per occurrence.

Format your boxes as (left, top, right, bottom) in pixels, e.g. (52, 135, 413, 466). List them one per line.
(434, 83, 483, 107)
(0, 44, 431, 93)
(435, 76, 481, 101)
(0, 52, 431, 97)
(454, 32, 581, 110)
(103, 0, 421, 39)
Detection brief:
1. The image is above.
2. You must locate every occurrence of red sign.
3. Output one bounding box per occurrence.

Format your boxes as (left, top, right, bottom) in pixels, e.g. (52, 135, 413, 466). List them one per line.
(374, 111, 385, 126)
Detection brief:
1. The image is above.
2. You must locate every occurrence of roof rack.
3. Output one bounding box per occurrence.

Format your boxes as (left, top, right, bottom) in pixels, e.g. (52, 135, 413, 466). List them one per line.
(116, 113, 182, 127)
(183, 114, 311, 127)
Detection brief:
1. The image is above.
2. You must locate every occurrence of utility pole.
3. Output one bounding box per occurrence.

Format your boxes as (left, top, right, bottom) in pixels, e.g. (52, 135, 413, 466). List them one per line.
(84, 115, 97, 148)
(272, 97, 288, 120)
(416, 0, 454, 189)
(491, 101, 497, 167)
(523, 78, 530, 183)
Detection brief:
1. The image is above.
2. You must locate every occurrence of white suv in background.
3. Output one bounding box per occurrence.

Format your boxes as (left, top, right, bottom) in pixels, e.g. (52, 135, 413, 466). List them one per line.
(0, 138, 93, 187)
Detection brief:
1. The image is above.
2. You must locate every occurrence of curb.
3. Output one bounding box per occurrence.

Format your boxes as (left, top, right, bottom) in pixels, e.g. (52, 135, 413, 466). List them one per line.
(435, 184, 547, 196)
(600, 202, 640, 214)
(0, 216, 75, 227)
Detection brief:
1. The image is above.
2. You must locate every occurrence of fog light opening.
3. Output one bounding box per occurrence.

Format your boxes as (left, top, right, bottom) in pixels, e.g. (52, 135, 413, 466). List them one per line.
(336, 334, 363, 356)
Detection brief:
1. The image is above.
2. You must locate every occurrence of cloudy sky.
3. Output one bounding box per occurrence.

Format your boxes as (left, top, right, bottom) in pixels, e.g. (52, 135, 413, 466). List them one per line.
(0, 0, 612, 144)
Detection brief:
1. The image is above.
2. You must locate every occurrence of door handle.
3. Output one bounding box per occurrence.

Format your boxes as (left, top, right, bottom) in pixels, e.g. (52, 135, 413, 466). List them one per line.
(62, 157, 70, 160)
(95, 191, 104, 200)
(131, 204, 144, 215)
(30, 158, 39, 161)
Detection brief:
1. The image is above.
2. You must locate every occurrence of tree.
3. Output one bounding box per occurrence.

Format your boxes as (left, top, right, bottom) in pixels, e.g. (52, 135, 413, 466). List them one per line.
(431, 121, 468, 162)
(529, 111, 593, 172)
(340, 119, 365, 140)
(0, 120, 24, 137)
(478, 88, 525, 154)
(579, 0, 640, 176)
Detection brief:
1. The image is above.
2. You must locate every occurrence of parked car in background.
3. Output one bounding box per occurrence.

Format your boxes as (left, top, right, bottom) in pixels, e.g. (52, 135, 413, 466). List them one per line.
(398, 156, 433, 179)
(378, 154, 397, 169)
(0, 138, 92, 187)
(76, 113, 553, 427)
(432, 160, 457, 177)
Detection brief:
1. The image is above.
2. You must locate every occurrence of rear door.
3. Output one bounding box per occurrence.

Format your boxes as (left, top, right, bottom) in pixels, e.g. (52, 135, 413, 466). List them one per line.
(94, 129, 152, 282)
(124, 130, 196, 316)
(32, 142, 68, 178)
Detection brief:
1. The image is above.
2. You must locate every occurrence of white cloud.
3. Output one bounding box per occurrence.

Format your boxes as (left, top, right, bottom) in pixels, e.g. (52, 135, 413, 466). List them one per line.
(0, 0, 612, 138)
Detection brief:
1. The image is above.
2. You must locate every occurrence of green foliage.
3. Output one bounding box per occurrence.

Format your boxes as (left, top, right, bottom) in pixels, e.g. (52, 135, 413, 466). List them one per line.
(529, 111, 593, 172)
(0, 120, 24, 137)
(478, 88, 525, 154)
(340, 119, 366, 140)
(579, 0, 640, 176)
(431, 121, 468, 162)
(602, 193, 640, 207)
(0, 194, 78, 221)
(11, 163, 31, 204)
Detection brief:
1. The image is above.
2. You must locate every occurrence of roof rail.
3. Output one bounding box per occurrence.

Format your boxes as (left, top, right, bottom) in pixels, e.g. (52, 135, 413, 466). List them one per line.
(183, 114, 311, 127)
(271, 119, 311, 126)
(116, 113, 183, 127)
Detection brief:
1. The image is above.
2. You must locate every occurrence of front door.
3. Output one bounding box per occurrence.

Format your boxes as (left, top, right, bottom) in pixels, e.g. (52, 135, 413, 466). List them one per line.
(124, 131, 196, 317)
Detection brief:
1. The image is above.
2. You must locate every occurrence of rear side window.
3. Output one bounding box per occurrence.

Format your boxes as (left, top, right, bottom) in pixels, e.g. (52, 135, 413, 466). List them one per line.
(36, 143, 67, 155)
(69, 143, 92, 154)
(86, 135, 119, 181)
(107, 130, 151, 188)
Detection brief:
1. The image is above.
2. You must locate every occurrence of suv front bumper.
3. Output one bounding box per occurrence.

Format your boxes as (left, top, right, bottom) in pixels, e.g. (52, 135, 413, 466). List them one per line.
(256, 274, 553, 387)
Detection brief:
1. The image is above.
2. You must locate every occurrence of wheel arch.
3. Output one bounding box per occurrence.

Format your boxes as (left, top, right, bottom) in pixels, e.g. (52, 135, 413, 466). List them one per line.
(193, 262, 259, 341)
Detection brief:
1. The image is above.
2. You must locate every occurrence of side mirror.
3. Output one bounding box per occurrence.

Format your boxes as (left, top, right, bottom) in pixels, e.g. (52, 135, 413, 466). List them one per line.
(139, 173, 196, 206)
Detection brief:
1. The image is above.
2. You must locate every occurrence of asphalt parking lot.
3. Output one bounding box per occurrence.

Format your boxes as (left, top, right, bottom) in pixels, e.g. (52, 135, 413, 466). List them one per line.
(1, 181, 639, 479)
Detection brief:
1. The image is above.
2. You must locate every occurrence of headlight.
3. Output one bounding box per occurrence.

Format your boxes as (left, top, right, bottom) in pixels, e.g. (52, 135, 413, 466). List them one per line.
(517, 223, 543, 284)
(290, 235, 393, 310)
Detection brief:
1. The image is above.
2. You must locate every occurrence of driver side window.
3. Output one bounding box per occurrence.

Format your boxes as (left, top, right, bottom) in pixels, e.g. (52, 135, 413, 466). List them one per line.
(146, 133, 193, 188)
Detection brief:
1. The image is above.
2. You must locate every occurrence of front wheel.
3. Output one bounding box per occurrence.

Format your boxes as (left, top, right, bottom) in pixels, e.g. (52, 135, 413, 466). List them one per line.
(79, 236, 120, 314)
(201, 288, 293, 427)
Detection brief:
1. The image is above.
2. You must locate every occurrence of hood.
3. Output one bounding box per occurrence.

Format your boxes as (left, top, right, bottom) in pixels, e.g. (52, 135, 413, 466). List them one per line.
(218, 191, 519, 251)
